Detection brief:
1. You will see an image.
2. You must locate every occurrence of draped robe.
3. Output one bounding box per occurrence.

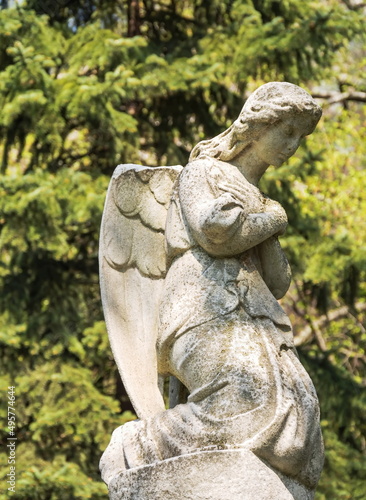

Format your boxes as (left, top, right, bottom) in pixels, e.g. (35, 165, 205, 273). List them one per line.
(118, 158, 324, 490)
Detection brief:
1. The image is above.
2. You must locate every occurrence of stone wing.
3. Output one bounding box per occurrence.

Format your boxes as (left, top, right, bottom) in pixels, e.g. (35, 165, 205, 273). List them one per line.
(99, 163, 183, 419)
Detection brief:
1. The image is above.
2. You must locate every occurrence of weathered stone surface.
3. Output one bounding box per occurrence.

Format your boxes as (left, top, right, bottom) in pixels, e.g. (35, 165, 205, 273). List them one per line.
(108, 449, 314, 500)
(99, 82, 324, 498)
(99, 164, 182, 421)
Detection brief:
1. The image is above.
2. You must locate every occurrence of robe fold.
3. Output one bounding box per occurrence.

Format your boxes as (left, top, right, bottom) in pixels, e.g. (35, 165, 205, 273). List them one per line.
(119, 158, 324, 489)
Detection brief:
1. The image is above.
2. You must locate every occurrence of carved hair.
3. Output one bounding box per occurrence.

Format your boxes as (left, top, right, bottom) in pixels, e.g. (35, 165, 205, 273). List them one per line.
(189, 82, 322, 162)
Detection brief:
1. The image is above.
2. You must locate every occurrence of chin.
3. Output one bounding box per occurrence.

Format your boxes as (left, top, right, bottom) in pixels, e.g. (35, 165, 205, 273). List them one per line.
(272, 159, 285, 168)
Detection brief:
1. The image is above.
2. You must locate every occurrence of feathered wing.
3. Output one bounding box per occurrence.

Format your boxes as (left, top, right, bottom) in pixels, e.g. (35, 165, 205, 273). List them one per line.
(99, 164, 183, 419)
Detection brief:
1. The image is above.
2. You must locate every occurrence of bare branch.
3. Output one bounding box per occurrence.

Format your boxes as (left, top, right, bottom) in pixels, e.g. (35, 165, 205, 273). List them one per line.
(340, 0, 366, 10)
(294, 302, 366, 347)
(312, 90, 366, 105)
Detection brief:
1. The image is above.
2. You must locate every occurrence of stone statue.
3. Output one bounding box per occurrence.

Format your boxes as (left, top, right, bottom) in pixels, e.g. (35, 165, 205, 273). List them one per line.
(99, 82, 324, 500)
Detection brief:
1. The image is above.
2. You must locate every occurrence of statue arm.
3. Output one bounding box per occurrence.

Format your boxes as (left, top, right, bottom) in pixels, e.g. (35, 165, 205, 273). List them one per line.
(257, 236, 291, 299)
(179, 165, 287, 257)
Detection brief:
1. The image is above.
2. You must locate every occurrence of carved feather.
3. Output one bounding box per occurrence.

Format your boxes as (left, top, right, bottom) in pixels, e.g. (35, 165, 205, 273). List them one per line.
(99, 164, 183, 419)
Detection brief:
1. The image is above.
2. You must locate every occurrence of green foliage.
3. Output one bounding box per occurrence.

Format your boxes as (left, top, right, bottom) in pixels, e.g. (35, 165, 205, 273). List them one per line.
(0, 168, 108, 374)
(0, 0, 365, 497)
(2, 448, 108, 500)
(301, 348, 366, 499)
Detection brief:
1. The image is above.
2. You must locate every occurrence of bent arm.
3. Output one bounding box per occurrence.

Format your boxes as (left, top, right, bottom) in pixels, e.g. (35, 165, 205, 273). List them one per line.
(179, 162, 287, 257)
(257, 236, 291, 299)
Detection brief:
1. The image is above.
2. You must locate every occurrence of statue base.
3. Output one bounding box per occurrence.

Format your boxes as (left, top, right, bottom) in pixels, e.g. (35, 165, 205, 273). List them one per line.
(108, 449, 314, 500)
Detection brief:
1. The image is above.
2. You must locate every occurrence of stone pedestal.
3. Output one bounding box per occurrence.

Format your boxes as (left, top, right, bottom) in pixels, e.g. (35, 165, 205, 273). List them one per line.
(108, 449, 314, 500)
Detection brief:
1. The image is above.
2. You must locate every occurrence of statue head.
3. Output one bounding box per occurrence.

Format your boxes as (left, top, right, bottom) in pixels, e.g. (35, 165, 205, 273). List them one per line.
(189, 82, 322, 162)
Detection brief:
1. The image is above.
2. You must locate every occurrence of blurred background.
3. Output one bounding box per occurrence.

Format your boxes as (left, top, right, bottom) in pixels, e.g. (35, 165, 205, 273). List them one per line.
(0, 1, 365, 498)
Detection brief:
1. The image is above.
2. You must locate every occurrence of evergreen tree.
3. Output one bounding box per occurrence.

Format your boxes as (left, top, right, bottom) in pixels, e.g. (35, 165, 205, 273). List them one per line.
(0, 1, 365, 498)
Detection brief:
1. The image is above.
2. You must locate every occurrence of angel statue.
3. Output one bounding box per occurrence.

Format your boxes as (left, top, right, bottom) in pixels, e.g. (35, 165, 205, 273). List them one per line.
(99, 82, 324, 499)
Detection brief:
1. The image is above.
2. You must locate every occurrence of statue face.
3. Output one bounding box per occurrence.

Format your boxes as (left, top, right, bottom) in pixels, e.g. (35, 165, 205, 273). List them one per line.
(253, 115, 315, 168)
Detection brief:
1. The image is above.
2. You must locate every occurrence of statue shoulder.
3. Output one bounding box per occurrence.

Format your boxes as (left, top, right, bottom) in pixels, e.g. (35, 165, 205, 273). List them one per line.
(180, 157, 229, 192)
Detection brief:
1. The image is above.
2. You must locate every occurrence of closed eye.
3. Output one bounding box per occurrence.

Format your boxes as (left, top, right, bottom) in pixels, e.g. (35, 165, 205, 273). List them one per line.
(221, 202, 241, 211)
